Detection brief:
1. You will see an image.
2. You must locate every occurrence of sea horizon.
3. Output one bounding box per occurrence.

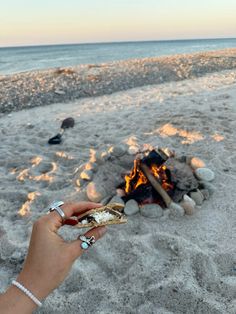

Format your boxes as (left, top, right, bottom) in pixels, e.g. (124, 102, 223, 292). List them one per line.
(1, 37, 236, 75)
(1, 36, 236, 49)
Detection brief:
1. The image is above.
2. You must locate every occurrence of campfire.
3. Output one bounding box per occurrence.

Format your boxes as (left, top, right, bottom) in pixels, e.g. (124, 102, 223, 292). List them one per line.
(76, 143, 215, 218)
(117, 147, 215, 216)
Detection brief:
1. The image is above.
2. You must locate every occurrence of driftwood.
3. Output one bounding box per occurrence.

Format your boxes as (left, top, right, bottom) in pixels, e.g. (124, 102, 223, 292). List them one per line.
(140, 163, 172, 207)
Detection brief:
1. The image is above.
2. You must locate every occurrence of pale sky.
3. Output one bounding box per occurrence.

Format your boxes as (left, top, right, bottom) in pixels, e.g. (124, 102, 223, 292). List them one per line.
(0, 0, 236, 47)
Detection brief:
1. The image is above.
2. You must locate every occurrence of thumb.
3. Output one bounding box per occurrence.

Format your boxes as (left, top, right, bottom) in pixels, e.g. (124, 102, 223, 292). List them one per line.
(69, 226, 107, 260)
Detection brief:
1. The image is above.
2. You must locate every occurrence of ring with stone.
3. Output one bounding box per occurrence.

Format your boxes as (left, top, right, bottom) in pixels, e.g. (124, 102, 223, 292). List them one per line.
(79, 235, 96, 250)
(47, 201, 66, 223)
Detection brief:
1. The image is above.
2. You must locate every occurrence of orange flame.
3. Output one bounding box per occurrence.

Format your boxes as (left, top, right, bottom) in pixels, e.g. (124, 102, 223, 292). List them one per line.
(125, 160, 173, 195)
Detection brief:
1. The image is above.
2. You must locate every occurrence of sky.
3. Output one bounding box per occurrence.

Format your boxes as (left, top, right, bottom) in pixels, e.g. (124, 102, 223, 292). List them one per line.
(0, 0, 236, 47)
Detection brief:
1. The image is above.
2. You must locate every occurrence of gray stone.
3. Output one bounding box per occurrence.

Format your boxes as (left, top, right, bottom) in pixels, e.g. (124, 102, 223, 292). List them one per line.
(200, 189, 210, 200)
(109, 195, 125, 206)
(195, 167, 215, 182)
(80, 170, 93, 181)
(140, 204, 163, 218)
(168, 202, 185, 217)
(124, 199, 139, 216)
(199, 181, 216, 195)
(86, 182, 107, 202)
(108, 144, 127, 157)
(128, 145, 139, 155)
(190, 189, 204, 205)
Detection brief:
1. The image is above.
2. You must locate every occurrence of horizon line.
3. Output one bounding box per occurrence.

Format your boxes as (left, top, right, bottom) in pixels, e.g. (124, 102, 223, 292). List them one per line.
(1, 36, 236, 49)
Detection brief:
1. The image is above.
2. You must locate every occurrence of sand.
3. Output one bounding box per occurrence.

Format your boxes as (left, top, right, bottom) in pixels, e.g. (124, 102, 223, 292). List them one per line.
(1, 48, 236, 114)
(0, 65, 236, 313)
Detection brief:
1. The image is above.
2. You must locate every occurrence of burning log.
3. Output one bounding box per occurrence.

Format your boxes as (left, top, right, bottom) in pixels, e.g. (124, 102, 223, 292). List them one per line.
(140, 163, 172, 207)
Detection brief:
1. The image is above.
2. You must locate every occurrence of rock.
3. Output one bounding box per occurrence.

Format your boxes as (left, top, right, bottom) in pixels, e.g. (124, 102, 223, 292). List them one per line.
(76, 179, 82, 187)
(195, 168, 215, 182)
(168, 202, 185, 217)
(80, 170, 93, 181)
(180, 199, 196, 215)
(86, 182, 107, 202)
(116, 188, 126, 197)
(124, 199, 139, 216)
(140, 204, 163, 218)
(108, 144, 127, 157)
(160, 209, 170, 221)
(109, 196, 125, 206)
(199, 181, 216, 195)
(190, 189, 204, 205)
(200, 189, 210, 200)
(183, 194, 196, 207)
(190, 157, 206, 170)
(128, 145, 139, 155)
(94, 151, 110, 165)
(54, 89, 65, 95)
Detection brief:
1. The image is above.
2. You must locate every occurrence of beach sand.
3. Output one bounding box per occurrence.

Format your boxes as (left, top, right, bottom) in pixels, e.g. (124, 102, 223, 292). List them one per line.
(0, 52, 236, 313)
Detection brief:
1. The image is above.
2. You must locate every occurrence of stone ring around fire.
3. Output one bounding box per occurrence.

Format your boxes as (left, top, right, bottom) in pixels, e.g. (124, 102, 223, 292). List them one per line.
(47, 201, 66, 223)
(79, 235, 96, 250)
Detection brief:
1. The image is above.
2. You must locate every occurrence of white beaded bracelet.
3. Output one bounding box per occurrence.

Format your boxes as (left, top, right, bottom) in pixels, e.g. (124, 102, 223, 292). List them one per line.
(12, 280, 42, 307)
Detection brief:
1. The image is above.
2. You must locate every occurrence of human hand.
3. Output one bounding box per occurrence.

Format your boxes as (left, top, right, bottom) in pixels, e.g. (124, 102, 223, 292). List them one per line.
(17, 201, 107, 301)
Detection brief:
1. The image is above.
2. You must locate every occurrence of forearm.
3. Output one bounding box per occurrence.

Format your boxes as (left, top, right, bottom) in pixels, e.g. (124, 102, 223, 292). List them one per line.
(0, 285, 37, 314)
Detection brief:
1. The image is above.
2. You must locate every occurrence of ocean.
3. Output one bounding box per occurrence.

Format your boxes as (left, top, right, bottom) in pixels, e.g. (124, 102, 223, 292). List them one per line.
(0, 38, 236, 75)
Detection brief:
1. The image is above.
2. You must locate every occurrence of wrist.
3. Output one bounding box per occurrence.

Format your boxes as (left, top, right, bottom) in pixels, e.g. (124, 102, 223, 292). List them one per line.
(1, 284, 37, 314)
(17, 269, 50, 301)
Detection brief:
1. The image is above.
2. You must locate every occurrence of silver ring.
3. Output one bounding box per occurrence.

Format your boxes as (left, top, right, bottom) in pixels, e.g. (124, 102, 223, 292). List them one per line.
(47, 201, 66, 222)
(79, 235, 96, 250)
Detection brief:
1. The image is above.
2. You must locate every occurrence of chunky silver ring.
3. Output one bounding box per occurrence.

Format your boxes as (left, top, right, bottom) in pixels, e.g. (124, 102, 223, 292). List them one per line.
(79, 235, 96, 250)
(47, 201, 66, 222)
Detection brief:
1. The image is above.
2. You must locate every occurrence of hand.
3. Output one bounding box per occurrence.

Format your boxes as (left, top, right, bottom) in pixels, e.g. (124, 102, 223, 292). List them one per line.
(0, 202, 107, 313)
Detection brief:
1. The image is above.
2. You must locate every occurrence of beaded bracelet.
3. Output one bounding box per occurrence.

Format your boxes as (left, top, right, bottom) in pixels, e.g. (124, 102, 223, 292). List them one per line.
(12, 280, 42, 307)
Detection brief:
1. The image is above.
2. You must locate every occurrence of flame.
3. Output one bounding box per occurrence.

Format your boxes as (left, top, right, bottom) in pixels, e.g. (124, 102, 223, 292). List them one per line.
(125, 160, 173, 194)
(18, 191, 40, 216)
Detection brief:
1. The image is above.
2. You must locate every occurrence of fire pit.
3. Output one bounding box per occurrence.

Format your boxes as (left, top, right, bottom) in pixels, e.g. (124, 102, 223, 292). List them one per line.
(79, 143, 215, 218)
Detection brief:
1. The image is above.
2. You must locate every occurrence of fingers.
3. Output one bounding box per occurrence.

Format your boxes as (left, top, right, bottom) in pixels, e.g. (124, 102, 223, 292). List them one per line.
(45, 202, 102, 231)
(69, 226, 107, 261)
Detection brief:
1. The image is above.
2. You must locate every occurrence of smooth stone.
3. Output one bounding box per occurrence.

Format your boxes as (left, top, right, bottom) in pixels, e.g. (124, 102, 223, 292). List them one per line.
(190, 189, 204, 205)
(168, 202, 185, 217)
(195, 168, 215, 182)
(183, 194, 196, 207)
(124, 199, 139, 216)
(116, 188, 126, 197)
(200, 189, 210, 200)
(140, 204, 163, 218)
(109, 196, 125, 206)
(199, 181, 216, 195)
(128, 145, 139, 155)
(86, 182, 106, 203)
(190, 157, 206, 170)
(180, 200, 195, 215)
(80, 170, 93, 181)
(108, 144, 127, 157)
